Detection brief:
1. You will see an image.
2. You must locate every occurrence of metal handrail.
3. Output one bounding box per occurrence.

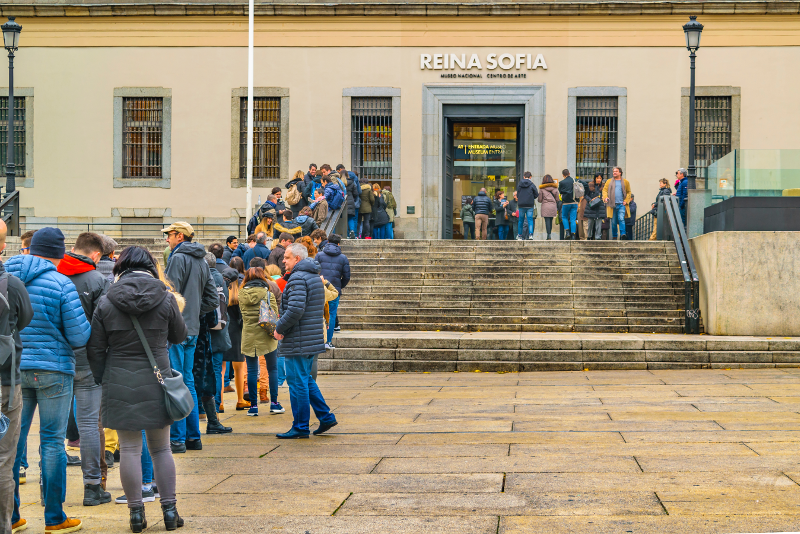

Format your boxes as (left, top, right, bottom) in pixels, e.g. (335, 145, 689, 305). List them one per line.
(657, 195, 701, 334)
(20, 221, 245, 240)
(0, 190, 20, 236)
(632, 212, 654, 241)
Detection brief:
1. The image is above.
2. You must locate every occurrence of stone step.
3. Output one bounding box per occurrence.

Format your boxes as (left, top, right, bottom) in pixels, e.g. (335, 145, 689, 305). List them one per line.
(317, 332, 799, 372)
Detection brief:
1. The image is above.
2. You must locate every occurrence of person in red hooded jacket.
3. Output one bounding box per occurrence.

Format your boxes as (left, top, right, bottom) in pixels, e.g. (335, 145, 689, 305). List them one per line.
(56, 232, 112, 507)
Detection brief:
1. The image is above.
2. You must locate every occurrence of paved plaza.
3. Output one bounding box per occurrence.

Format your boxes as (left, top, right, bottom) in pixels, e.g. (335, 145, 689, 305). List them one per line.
(17, 368, 800, 533)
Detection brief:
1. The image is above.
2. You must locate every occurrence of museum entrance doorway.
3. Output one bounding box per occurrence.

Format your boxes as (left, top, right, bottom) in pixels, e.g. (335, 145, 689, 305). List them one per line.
(442, 105, 525, 239)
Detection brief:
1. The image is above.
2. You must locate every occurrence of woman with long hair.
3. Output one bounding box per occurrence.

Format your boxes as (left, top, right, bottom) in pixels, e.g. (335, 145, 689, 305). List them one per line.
(238, 267, 283, 416)
(493, 190, 510, 240)
(221, 265, 247, 411)
(296, 236, 317, 258)
(538, 174, 559, 240)
(87, 246, 187, 532)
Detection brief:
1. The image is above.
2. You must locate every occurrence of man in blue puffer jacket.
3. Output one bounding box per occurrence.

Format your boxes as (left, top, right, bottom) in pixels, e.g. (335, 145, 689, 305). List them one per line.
(273, 243, 337, 440)
(314, 234, 350, 348)
(5, 227, 90, 533)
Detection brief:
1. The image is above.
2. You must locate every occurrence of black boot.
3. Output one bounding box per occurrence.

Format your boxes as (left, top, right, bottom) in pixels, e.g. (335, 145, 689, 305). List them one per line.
(130, 505, 147, 533)
(202, 397, 232, 435)
(162, 502, 184, 530)
(83, 483, 112, 506)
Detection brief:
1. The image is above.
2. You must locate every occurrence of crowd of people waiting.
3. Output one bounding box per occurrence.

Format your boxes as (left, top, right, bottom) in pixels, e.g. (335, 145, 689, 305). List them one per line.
(252, 163, 397, 241)
(460, 167, 689, 241)
(0, 219, 351, 533)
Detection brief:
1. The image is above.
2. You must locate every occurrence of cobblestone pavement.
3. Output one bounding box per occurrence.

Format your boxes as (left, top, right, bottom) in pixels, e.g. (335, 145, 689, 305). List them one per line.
(17, 369, 800, 533)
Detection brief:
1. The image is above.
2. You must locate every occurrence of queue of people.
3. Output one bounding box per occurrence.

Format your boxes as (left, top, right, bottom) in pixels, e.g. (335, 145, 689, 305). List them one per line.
(0, 221, 348, 534)
(458, 166, 693, 241)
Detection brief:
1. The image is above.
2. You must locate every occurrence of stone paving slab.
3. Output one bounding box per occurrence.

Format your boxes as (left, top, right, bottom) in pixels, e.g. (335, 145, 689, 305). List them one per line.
(14, 368, 800, 533)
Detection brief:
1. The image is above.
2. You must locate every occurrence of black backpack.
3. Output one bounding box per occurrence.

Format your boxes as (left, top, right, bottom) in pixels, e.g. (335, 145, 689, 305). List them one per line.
(0, 273, 18, 405)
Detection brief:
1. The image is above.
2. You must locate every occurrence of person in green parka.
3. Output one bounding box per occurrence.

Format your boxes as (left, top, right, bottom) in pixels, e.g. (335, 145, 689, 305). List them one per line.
(460, 198, 475, 240)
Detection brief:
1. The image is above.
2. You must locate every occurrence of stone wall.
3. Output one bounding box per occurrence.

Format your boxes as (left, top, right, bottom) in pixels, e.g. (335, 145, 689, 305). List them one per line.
(690, 231, 800, 336)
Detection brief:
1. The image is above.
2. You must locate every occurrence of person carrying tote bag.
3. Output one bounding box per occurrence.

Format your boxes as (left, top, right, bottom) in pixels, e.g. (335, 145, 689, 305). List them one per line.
(87, 246, 189, 533)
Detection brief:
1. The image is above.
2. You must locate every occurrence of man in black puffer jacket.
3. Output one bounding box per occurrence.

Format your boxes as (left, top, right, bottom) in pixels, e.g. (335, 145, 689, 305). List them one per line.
(472, 189, 494, 240)
(273, 244, 337, 440)
(314, 234, 350, 348)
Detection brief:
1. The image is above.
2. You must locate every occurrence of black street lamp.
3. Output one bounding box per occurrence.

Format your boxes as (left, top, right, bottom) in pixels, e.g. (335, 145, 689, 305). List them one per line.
(2, 17, 20, 196)
(683, 15, 703, 190)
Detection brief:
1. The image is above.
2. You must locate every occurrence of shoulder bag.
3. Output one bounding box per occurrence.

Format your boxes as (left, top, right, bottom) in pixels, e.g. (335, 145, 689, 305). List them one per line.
(130, 315, 194, 422)
(258, 290, 279, 336)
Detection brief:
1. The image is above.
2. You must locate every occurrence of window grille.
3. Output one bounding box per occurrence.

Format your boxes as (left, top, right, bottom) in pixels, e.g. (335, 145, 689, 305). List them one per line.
(0, 97, 25, 177)
(695, 96, 731, 181)
(351, 97, 392, 183)
(122, 97, 163, 179)
(575, 97, 618, 181)
(240, 97, 281, 180)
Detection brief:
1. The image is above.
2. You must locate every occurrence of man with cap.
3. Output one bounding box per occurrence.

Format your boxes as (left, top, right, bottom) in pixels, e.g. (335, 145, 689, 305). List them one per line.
(6, 227, 90, 533)
(675, 168, 688, 226)
(162, 222, 218, 454)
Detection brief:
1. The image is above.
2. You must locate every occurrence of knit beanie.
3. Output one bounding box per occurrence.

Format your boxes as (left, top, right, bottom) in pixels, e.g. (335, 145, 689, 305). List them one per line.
(29, 227, 66, 259)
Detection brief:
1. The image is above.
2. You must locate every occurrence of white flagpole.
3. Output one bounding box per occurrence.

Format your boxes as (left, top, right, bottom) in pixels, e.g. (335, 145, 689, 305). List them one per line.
(245, 0, 255, 226)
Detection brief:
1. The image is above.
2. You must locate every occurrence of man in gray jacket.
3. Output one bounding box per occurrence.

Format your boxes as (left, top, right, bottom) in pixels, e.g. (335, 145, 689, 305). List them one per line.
(162, 222, 218, 453)
(55, 232, 111, 506)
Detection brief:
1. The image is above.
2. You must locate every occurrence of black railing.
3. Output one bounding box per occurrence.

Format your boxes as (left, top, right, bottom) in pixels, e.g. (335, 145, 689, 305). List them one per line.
(0, 190, 20, 236)
(632, 212, 654, 241)
(657, 195, 701, 334)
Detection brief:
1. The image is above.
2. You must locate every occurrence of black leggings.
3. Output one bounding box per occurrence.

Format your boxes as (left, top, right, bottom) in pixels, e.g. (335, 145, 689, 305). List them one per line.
(544, 217, 553, 236)
(358, 213, 371, 239)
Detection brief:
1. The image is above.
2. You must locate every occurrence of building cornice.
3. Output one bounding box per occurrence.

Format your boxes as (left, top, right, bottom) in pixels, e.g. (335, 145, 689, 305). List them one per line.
(2, 1, 798, 17)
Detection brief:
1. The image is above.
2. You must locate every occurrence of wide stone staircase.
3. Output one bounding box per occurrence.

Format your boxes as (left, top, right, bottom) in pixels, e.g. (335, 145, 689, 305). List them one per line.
(337, 240, 687, 334)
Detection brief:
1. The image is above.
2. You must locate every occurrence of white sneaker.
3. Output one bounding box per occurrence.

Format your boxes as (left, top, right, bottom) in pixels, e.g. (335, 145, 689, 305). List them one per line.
(515, 236, 523, 241)
(325, 343, 335, 350)
(527, 235, 535, 240)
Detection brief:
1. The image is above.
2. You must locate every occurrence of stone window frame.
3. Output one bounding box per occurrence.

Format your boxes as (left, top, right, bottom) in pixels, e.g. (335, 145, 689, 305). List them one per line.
(113, 87, 172, 189)
(342, 87, 401, 207)
(680, 86, 741, 188)
(230, 87, 290, 188)
(0, 87, 34, 188)
(567, 87, 627, 180)
(421, 84, 546, 239)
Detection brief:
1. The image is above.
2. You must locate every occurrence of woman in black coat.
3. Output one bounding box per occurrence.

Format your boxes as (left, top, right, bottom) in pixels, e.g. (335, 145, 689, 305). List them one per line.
(222, 263, 247, 411)
(371, 185, 390, 239)
(583, 173, 605, 240)
(87, 246, 187, 532)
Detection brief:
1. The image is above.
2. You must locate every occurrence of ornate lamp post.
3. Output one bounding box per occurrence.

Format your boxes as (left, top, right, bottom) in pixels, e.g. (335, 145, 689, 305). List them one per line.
(2, 17, 21, 196)
(683, 16, 703, 190)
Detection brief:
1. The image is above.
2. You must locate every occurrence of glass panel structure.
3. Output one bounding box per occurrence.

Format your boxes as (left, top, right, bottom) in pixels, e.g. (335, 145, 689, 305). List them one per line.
(451, 122, 518, 239)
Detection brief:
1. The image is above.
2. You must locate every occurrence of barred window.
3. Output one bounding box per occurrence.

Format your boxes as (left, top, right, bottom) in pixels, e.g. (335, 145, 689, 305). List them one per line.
(695, 96, 731, 180)
(240, 97, 280, 180)
(122, 97, 163, 179)
(351, 97, 392, 183)
(575, 96, 618, 181)
(0, 97, 25, 177)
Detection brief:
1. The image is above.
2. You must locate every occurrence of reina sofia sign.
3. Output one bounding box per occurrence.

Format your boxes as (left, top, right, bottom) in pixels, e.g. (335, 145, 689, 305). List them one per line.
(420, 53, 547, 71)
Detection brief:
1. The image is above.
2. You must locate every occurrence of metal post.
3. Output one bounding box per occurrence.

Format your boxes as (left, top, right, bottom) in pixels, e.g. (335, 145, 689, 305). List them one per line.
(687, 51, 696, 191)
(244, 0, 254, 227)
(5, 48, 14, 195)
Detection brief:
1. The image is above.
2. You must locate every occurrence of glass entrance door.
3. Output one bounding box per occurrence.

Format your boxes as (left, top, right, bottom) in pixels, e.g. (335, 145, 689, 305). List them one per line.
(450, 122, 519, 239)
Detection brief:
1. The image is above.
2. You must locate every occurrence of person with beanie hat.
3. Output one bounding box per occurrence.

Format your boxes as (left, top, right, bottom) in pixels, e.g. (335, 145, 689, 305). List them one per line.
(5, 227, 91, 533)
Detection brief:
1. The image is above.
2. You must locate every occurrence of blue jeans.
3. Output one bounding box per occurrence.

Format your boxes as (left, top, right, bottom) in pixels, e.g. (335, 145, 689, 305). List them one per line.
(347, 215, 357, 236)
(285, 355, 336, 434)
(277, 356, 286, 386)
(212, 351, 224, 408)
(224, 362, 232, 388)
(327, 296, 340, 344)
(518, 207, 534, 238)
(611, 205, 626, 238)
(13, 371, 73, 527)
(373, 224, 388, 239)
(168, 336, 200, 443)
(246, 350, 279, 406)
(497, 225, 509, 240)
(141, 430, 153, 485)
(561, 204, 578, 234)
(386, 222, 394, 239)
